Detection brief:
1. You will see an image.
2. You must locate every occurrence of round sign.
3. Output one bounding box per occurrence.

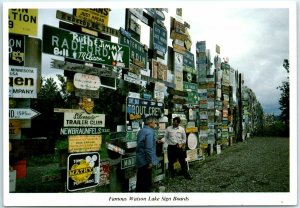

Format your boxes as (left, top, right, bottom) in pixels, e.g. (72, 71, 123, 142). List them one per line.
(187, 133, 198, 150)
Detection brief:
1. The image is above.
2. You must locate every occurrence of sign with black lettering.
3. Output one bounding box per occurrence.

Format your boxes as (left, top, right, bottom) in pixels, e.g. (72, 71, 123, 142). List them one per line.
(64, 112, 105, 127)
(9, 9, 38, 36)
(42, 25, 129, 68)
(9, 33, 25, 66)
(127, 97, 164, 120)
(67, 152, 100, 191)
(9, 66, 37, 98)
(74, 8, 111, 26)
(119, 33, 147, 68)
(153, 22, 167, 56)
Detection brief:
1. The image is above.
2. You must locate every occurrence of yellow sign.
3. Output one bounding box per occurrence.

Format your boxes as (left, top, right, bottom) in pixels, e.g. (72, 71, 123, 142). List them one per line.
(69, 160, 93, 184)
(9, 9, 38, 36)
(75, 8, 110, 26)
(9, 120, 21, 135)
(68, 135, 102, 153)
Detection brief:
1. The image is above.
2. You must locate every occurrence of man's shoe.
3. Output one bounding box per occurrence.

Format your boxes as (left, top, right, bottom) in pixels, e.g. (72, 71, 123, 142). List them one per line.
(184, 174, 192, 180)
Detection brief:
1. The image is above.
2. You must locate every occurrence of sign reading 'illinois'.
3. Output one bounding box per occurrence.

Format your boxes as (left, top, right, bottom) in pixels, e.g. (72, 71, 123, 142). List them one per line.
(42, 25, 129, 68)
(64, 112, 105, 127)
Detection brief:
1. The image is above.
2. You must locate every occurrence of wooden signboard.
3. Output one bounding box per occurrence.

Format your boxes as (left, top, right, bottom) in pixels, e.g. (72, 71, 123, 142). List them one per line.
(43, 25, 129, 68)
(9, 9, 38, 36)
(73, 73, 100, 90)
(60, 127, 109, 135)
(64, 112, 105, 127)
(68, 135, 102, 153)
(74, 8, 111, 26)
(75, 88, 99, 99)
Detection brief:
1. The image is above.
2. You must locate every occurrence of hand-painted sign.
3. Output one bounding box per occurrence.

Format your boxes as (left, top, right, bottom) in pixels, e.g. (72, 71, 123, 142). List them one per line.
(73, 73, 100, 90)
(75, 8, 111, 26)
(9, 33, 25, 66)
(43, 25, 129, 68)
(68, 135, 102, 153)
(127, 97, 164, 120)
(64, 112, 105, 127)
(79, 97, 94, 114)
(9, 108, 40, 119)
(9, 66, 37, 98)
(56, 10, 120, 37)
(67, 152, 100, 191)
(153, 23, 167, 56)
(9, 9, 38, 36)
(121, 156, 136, 169)
(119, 33, 147, 68)
(60, 127, 109, 135)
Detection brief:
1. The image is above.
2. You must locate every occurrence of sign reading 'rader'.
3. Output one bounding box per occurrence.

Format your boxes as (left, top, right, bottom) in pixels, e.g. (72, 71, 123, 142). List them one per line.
(42, 24, 129, 68)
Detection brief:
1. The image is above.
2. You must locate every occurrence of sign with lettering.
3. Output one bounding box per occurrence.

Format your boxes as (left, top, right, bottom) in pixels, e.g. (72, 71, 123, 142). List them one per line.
(60, 127, 109, 135)
(99, 161, 110, 186)
(127, 97, 164, 120)
(67, 152, 100, 191)
(128, 8, 148, 24)
(119, 33, 147, 68)
(121, 156, 136, 169)
(75, 88, 99, 99)
(183, 51, 195, 69)
(56, 10, 120, 38)
(9, 108, 40, 119)
(186, 149, 198, 162)
(9, 66, 37, 98)
(43, 25, 129, 68)
(196, 41, 206, 53)
(75, 8, 110, 26)
(9, 9, 38, 36)
(68, 135, 102, 153)
(9, 120, 21, 139)
(73, 73, 100, 90)
(64, 112, 105, 127)
(153, 23, 167, 56)
(9, 33, 25, 66)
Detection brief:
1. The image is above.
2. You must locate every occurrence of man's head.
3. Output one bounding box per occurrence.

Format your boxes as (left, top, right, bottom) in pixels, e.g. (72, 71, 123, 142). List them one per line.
(172, 117, 181, 128)
(145, 116, 158, 129)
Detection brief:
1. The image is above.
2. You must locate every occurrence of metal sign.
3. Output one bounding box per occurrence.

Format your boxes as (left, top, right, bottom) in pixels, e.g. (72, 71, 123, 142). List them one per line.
(9, 9, 38, 36)
(9, 66, 37, 98)
(9, 33, 25, 66)
(56, 10, 120, 37)
(121, 156, 136, 169)
(128, 8, 148, 24)
(119, 33, 147, 68)
(9, 108, 40, 119)
(64, 112, 105, 127)
(196, 41, 206, 53)
(67, 152, 100, 191)
(75, 8, 110, 26)
(43, 25, 129, 68)
(153, 22, 167, 56)
(183, 51, 195, 68)
(73, 73, 100, 90)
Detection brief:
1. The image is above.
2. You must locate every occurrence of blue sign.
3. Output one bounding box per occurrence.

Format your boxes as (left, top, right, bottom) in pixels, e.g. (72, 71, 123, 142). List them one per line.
(153, 22, 167, 56)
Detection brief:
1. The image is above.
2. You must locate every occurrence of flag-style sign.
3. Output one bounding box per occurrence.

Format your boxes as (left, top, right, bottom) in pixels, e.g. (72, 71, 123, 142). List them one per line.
(9, 108, 40, 119)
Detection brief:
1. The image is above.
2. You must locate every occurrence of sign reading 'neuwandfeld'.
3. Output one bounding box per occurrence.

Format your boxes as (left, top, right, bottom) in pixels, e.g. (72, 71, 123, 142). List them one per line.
(42, 24, 129, 68)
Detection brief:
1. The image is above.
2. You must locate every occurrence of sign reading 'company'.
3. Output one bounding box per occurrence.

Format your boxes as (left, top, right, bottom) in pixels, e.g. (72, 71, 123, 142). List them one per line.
(64, 112, 105, 127)
(42, 24, 129, 68)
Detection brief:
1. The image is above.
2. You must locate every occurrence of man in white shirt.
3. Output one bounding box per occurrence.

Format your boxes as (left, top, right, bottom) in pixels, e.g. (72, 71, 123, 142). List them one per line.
(159, 117, 192, 180)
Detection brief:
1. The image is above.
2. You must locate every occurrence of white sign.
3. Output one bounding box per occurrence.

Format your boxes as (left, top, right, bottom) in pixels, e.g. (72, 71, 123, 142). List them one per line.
(64, 112, 105, 127)
(9, 66, 37, 98)
(74, 73, 100, 90)
(9, 108, 40, 119)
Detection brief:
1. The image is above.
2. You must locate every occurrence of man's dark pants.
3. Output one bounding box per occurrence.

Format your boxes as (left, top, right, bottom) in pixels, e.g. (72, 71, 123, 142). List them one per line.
(167, 145, 188, 177)
(136, 165, 152, 192)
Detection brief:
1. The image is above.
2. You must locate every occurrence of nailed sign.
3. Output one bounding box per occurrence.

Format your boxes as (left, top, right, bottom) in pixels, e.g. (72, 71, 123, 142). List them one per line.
(9, 33, 25, 66)
(9, 66, 37, 98)
(68, 135, 102, 153)
(183, 51, 195, 69)
(75, 8, 111, 26)
(64, 112, 105, 127)
(121, 156, 136, 169)
(43, 25, 129, 68)
(60, 127, 109, 135)
(9, 108, 40, 119)
(9, 9, 38, 36)
(67, 152, 100, 191)
(153, 22, 167, 56)
(73, 73, 100, 90)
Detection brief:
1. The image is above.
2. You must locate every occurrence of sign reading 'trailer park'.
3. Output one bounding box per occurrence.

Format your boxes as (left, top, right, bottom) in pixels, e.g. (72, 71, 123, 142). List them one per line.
(42, 24, 129, 68)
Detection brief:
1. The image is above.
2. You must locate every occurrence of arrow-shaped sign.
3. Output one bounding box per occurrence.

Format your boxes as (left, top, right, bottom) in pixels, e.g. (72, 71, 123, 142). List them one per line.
(9, 108, 40, 119)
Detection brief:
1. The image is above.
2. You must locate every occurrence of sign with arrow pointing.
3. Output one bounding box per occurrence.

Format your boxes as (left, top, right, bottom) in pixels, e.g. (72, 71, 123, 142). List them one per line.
(9, 108, 40, 119)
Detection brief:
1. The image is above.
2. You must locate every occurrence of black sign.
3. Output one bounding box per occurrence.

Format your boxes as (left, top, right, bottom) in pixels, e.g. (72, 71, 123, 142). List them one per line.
(67, 152, 100, 192)
(153, 22, 167, 56)
(9, 33, 25, 66)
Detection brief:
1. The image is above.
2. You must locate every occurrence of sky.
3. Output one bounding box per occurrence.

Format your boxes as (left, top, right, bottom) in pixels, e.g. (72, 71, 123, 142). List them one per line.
(7, 2, 293, 117)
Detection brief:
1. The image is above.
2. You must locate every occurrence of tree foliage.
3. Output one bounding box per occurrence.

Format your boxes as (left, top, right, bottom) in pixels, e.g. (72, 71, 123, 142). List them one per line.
(277, 59, 289, 124)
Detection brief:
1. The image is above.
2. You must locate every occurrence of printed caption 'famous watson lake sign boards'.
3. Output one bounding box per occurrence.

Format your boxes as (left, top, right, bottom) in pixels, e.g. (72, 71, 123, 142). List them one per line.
(42, 24, 129, 68)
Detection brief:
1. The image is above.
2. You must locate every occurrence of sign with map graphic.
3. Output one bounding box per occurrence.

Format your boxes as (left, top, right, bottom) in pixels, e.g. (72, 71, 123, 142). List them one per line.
(67, 152, 100, 191)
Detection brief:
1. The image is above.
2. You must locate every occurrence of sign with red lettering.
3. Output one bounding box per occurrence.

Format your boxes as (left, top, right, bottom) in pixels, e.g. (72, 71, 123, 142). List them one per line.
(73, 73, 100, 90)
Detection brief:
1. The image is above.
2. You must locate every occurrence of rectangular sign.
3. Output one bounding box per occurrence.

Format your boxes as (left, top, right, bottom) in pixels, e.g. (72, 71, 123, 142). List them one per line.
(64, 112, 105, 127)
(9, 9, 38, 36)
(43, 24, 129, 68)
(183, 51, 195, 68)
(9, 66, 37, 98)
(75, 8, 110, 26)
(67, 152, 100, 191)
(9, 108, 40, 119)
(73, 73, 100, 90)
(119, 33, 147, 68)
(121, 156, 136, 169)
(99, 161, 110, 186)
(9, 33, 25, 66)
(68, 135, 102, 153)
(60, 127, 109, 135)
(153, 22, 167, 56)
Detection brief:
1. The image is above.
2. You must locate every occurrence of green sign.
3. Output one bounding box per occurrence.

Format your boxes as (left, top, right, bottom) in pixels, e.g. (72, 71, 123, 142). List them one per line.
(42, 24, 129, 68)
(119, 34, 147, 68)
(183, 82, 198, 104)
(121, 156, 136, 169)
